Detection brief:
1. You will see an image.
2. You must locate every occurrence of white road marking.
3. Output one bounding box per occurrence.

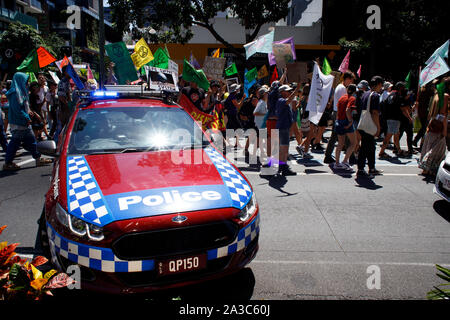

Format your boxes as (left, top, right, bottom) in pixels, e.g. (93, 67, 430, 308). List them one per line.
(17, 158, 35, 167)
(251, 260, 450, 267)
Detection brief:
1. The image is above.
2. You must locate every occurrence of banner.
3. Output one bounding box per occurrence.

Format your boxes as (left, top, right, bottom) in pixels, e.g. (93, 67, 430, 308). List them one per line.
(226, 77, 239, 92)
(286, 62, 308, 84)
(203, 56, 226, 80)
(178, 94, 225, 132)
(306, 63, 335, 125)
(105, 42, 138, 85)
(244, 30, 274, 60)
(419, 55, 450, 87)
(272, 43, 294, 69)
(425, 40, 449, 65)
(268, 37, 296, 66)
(131, 38, 154, 69)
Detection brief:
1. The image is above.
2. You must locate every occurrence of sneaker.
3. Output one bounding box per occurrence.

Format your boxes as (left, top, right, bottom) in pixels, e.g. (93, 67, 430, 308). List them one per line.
(296, 145, 304, 156)
(281, 165, 297, 176)
(302, 152, 313, 160)
(323, 155, 335, 164)
(378, 152, 392, 160)
(369, 169, 384, 176)
(342, 162, 354, 171)
(357, 170, 374, 179)
(334, 163, 350, 170)
(36, 158, 53, 167)
(2, 163, 20, 171)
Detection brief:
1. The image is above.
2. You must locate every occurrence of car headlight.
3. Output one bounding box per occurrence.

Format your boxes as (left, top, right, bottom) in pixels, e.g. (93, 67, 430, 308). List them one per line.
(56, 203, 104, 241)
(238, 193, 257, 222)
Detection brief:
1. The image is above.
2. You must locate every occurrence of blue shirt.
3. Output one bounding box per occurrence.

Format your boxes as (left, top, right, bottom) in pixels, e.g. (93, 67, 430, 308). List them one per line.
(362, 91, 381, 113)
(275, 98, 293, 130)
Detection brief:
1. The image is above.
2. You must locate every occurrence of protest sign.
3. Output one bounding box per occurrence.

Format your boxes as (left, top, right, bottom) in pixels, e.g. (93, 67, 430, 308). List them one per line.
(145, 66, 178, 92)
(269, 37, 296, 66)
(306, 63, 335, 125)
(286, 62, 308, 84)
(272, 43, 294, 69)
(203, 56, 226, 80)
(168, 60, 179, 74)
(226, 77, 239, 92)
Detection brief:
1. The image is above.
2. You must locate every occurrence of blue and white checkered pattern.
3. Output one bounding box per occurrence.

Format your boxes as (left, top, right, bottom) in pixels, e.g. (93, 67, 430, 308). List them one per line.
(205, 148, 253, 209)
(47, 223, 155, 273)
(67, 156, 111, 227)
(208, 214, 260, 260)
(47, 215, 259, 274)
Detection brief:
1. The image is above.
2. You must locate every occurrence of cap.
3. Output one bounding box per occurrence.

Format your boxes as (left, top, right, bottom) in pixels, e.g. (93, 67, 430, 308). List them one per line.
(271, 80, 280, 89)
(279, 85, 294, 92)
(357, 80, 369, 90)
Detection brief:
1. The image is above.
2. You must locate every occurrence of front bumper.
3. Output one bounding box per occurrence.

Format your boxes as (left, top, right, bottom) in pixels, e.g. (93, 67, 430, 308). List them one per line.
(434, 161, 450, 202)
(47, 214, 260, 294)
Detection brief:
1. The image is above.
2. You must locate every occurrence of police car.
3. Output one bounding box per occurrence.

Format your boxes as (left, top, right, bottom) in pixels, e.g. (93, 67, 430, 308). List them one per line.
(38, 85, 259, 294)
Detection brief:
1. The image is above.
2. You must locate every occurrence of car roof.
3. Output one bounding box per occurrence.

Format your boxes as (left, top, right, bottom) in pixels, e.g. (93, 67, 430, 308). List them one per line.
(82, 98, 181, 110)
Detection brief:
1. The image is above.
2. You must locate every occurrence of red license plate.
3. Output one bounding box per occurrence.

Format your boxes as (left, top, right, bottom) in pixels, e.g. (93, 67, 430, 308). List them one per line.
(157, 254, 207, 276)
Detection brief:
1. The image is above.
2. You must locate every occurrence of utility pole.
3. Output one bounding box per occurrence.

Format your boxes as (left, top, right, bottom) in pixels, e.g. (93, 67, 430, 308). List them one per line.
(98, 0, 105, 89)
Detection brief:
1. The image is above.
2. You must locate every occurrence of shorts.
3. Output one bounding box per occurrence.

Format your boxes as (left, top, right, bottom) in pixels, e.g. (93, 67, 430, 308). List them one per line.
(266, 119, 277, 138)
(387, 119, 400, 134)
(335, 119, 355, 135)
(279, 128, 290, 146)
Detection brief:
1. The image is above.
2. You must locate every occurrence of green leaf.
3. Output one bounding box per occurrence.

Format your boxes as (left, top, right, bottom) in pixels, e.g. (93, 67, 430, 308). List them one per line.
(436, 264, 450, 278)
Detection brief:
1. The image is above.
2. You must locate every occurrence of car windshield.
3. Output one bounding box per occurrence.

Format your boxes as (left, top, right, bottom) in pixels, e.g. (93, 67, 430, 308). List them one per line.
(67, 106, 209, 155)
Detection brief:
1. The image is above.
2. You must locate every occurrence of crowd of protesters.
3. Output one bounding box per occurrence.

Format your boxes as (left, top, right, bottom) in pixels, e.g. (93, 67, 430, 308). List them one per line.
(176, 68, 450, 178)
(1, 62, 449, 179)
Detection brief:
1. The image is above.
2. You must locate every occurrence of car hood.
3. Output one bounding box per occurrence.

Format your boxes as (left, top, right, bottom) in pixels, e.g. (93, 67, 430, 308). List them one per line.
(65, 148, 253, 226)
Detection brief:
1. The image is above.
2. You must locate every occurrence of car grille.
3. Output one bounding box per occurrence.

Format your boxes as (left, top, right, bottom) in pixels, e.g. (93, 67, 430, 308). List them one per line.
(112, 221, 239, 260)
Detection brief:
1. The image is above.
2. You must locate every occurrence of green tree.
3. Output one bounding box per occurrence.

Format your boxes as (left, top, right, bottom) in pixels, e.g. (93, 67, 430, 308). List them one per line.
(108, 0, 291, 61)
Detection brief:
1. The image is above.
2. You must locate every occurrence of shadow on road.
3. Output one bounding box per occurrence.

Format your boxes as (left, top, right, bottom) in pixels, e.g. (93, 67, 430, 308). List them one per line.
(354, 176, 383, 190)
(433, 200, 450, 223)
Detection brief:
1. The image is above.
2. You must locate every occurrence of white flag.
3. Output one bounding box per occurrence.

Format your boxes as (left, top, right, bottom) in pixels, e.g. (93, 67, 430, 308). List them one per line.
(306, 63, 335, 125)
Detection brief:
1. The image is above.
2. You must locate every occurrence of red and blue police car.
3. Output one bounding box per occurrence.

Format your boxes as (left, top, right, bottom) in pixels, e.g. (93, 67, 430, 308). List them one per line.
(38, 86, 259, 294)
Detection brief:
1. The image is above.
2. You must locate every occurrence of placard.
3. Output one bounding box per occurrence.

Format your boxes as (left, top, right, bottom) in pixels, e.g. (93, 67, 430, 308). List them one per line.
(272, 43, 294, 69)
(286, 62, 308, 85)
(225, 77, 239, 92)
(145, 66, 179, 92)
(203, 56, 226, 80)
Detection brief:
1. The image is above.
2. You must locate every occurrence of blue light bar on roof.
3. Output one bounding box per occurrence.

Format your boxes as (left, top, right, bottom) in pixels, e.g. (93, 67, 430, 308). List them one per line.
(92, 91, 119, 98)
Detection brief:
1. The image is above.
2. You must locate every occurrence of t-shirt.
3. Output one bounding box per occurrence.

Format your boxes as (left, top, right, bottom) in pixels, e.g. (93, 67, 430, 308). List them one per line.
(275, 98, 293, 130)
(224, 93, 238, 117)
(37, 86, 48, 112)
(267, 88, 279, 118)
(181, 86, 205, 110)
(361, 91, 381, 113)
(253, 99, 268, 129)
(337, 94, 356, 121)
(333, 83, 347, 112)
(384, 91, 405, 121)
(239, 99, 256, 129)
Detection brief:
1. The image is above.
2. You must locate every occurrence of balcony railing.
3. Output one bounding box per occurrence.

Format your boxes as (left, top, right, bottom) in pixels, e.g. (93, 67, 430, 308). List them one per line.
(0, 8, 15, 20)
(12, 11, 39, 30)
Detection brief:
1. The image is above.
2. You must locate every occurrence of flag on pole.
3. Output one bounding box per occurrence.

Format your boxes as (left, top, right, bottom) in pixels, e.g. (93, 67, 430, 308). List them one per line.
(164, 44, 171, 58)
(405, 71, 412, 90)
(60, 56, 84, 90)
(425, 40, 449, 65)
(322, 57, 332, 75)
(190, 53, 201, 70)
(105, 42, 139, 85)
(36, 47, 56, 68)
(225, 63, 238, 77)
(244, 30, 275, 60)
(17, 50, 40, 73)
(148, 47, 170, 70)
(306, 63, 335, 125)
(245, 67, 258, 82)
(419, 55, 450, 87)
(270, 67, 279, 84)
(130, 38, 154, 69)
(27, 72, 37, 83)
(182, 59, 210, 91)
(357, 65, 362, 78)
(338, 50, 350, 73)
(243, 69, 257, 97)
(212, 48, 220, 58)
(257, 65, 269, 79)
(268, 37, 296, 66)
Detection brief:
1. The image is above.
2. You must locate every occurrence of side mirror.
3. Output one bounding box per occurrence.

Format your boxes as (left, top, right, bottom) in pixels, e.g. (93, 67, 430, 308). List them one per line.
(37, 140, 58, 157)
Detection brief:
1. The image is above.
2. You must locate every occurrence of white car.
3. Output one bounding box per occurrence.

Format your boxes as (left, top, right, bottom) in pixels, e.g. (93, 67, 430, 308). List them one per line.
(435, 152, 450, 202)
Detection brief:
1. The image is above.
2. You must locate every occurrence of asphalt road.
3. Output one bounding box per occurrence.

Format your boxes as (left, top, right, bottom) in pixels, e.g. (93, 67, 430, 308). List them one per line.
(1, 135, 449, 301)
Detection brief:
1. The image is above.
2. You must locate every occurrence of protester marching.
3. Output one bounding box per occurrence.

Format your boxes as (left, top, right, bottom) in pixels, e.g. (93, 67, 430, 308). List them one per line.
(0, 34, 449, 184)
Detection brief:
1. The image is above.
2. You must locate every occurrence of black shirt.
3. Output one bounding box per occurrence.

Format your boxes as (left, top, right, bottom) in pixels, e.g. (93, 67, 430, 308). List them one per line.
(239, 99, 256, 129)
(385, 91, 405, 121)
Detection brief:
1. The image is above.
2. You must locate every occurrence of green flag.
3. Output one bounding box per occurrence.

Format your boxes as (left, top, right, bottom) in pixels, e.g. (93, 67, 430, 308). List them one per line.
(17, 49, 40, 73)
(436, 81, 445, 109)
(182, 59, 210, 91)
(148, 47, 170, 69)
(405, 71, 412, 90)
(27, 72, 37, 83)
(105, 41, 138, 85)
(322, 57, 332, 75)
(225, 63, 238, 77)
(245, 67, 258, 82)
